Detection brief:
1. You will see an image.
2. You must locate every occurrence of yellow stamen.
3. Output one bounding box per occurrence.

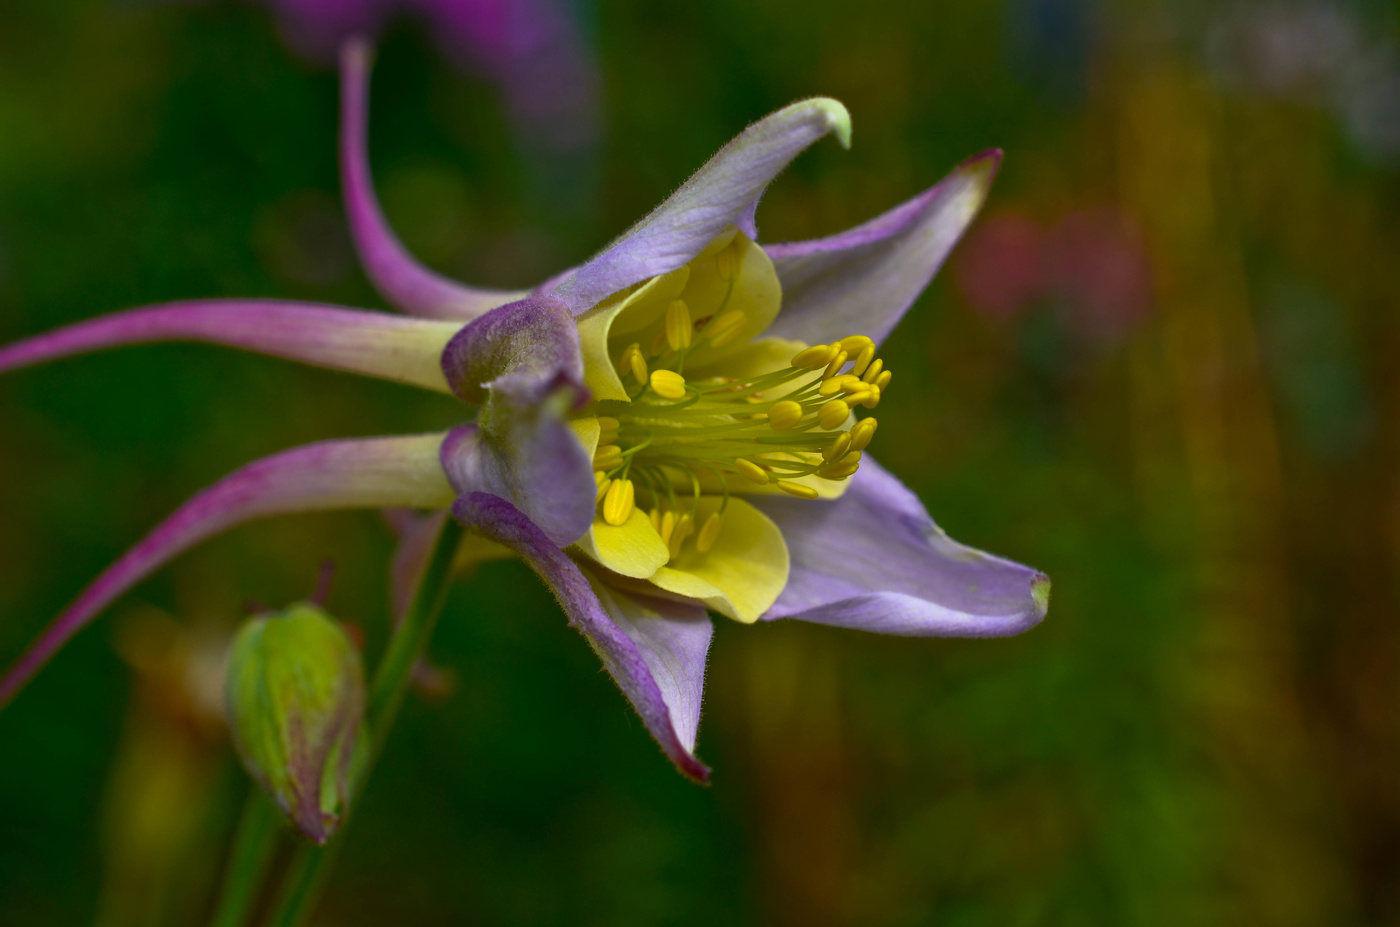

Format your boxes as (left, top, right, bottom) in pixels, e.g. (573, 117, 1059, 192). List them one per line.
(665, 299, 693, 352)
(820, 374, 859, 397)
(649, 369, 688, 399)
(839, 335, 874, 355)
(822, 432, 852, 463)
(777, 480, 819, 500)
(839, 377, 870, 395)
(596, 415, 620, 444)
(849, 417, 877, 451)
(602, 478, 635, 526)
(818, 399, 850, 430)
(861, 358, 884, 384)
(659, 509, 676, 546)
(621, 343, 648, 383)
(668, 514, 694, 559)
(850, 343, 876, 377)
(817, 461, 859, 480)
(650, 507, 662, 532)
(736, 458, 770, 484)
(696, 512, 723, 553)
(768, 400, 803, 431)
(845, 388, 875, 406)
(875, 369, 892, 390)
(593, 444, 624, 471)
(823, 350, 848, 380)
(705, 310, 747, 348)
(861, 386, 881, 408)
(594, 472, 612, 503)
(791, 344, 836, 369)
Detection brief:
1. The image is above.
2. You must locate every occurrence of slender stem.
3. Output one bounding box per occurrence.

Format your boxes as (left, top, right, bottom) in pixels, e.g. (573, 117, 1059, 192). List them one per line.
(263, 517, 465, 927)
(209, 789, 281, 927)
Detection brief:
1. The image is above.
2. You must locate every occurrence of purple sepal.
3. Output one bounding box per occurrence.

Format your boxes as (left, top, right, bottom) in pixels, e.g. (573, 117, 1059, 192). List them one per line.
(451, 492, 712, 782)
(549, 98, 851, 315)
(752, 456, 1049, 637)
(762, 150, 1002, 347)
(340, 41, 528, 320)
(437, 295, 594, 546)
(0, 433, 454, 709)
(0, 299, 458, 393)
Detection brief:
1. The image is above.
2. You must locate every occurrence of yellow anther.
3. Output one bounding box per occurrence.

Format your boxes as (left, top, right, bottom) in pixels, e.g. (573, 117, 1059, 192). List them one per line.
(668, 514, 694, 559)
(818, 399, 850, 430)
(736, 458, 770, 484)
(823, 350, 848, 380)
(596, 416, 620, 444)
(602, 478, 635, 526)
(861, 358, 884, 384)
(820, 374, 859, 396)
(768, 400, 803, 431)
(593, 444, 624, 471)
(861, 385, 881, 408)
(875, 369, 892, 390)
(845, 389, 875, 406)
(791, 344, 837, 369)
(696, 512, 723, 553)
(839, 377, 870, 394)
(850, 343, 876, 377)
(817, 461, 860, 481)
(822, 432, 852, 463)
(648, 326, 669, 357)
(649, 369, 688, 400)
(776, 480, 820, 500)
(594, 472, 612, 503)
(705, 310, 747, 348)
(839, 335, 874, 355)
(650, 507, 662, 532)
(715, 244, 736, 281)
(849, 417, 878, 451)
(833, 449, 863, 469)
(659, 509, 676, 546)
(621, 343, 648, 383)
(665, 299, 693, 352)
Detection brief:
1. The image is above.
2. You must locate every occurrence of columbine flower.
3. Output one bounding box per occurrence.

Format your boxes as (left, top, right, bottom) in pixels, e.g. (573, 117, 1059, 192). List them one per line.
(0, 42, 1049, 782)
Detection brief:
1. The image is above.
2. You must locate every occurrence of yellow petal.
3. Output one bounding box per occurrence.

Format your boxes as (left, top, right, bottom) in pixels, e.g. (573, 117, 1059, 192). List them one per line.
(575, 265, 690, 402)
(665, 231, 781, 369)
(571, 505, 670, 579)
(647, 497, 789, 623)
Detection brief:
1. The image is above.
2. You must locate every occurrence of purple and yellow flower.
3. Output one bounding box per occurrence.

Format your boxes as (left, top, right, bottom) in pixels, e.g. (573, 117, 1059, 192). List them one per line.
(0, 42, 1049, 782)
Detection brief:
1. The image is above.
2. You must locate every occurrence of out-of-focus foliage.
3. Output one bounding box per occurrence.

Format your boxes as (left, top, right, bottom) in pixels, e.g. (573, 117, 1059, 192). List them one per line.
(1, 0, 1398, 924)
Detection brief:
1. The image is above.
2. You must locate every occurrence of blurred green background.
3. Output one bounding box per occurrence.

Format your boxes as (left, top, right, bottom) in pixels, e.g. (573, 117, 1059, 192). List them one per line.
(2, 0, 1398, 924)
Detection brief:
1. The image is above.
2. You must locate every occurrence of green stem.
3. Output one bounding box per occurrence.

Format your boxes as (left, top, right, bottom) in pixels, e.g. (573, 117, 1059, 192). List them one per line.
(263, 517, 466, 927)
(209, 789, 282, 927)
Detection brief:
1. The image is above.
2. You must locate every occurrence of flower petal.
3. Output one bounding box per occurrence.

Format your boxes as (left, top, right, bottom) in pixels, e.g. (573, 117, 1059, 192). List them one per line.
(0, 300, 462, 394)
(647, 497, 789, 623)
(451, 492, 712, 781)
(762, 150, 1001, 347)
(340, 41, 529, 320)
(751, 456, 1049, 637)
(0, 433, 455, 709)
(550, 98, 852, 315)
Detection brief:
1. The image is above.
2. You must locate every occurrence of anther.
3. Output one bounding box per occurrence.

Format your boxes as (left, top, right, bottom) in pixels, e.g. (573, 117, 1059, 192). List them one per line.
(820, 374, 859, 396)
(621, 343, 648, 383)
(768, 400, 803, 431)
(696, 512, 723, 553)
(650, 508, 662, 532)
(839, 335, 874, 355)
(593, 444, 624, 471)
(818, 399, 850, 430)
(817, 461, 860, 481)
(791, 344, 837, 369)
(596, 416, 620, 444)
(602, 478, 635, 526)
(777, 480, 819, 500)
(665, 299, 693, 352)
(668, 514, 694, 559)
(861, 358, 884, 384)
(875, 369, 892, 390)
(823, 350, 848, 380)
(850, 343, 876, 377)
(822, 432, 852, 463)
(861, 386, 881, 408)
(659, 509, 676, 546)
(839, 377, 870, 395)
(594, 472, 612, 503)
(705, 310, 747, 348)
(845, 388, 875, 407)
(736, 458, 770, 484)
(649, 369, 688, 400)
(849, 417, 877, 451)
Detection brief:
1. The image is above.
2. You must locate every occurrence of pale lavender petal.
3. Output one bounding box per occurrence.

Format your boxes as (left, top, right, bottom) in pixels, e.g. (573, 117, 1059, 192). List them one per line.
(763, 150, 1001, 347)
(0, 433, 454, 709)
(437, 295, 595, 546)
(549, 98, 852, 315)
(0, 300, 461, 394)
(451, 492, 711, 782)
(340, 41, 529, 320)
(752, 456, 1049, 637)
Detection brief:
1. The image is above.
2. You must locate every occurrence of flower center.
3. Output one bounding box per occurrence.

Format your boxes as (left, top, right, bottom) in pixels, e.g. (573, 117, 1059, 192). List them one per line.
(589, 276, 891, 561)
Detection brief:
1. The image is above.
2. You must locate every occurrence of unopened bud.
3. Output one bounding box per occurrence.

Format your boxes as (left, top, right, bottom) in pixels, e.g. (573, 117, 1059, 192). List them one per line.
(225, 603, 367, 844)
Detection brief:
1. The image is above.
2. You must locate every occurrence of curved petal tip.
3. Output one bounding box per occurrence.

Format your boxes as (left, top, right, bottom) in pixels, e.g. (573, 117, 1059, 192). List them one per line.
(1031, 574, 1051, 621)
(802, 97, 852, 149)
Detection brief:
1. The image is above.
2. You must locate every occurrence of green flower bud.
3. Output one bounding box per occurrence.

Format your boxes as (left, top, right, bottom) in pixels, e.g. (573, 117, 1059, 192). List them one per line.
(225, 603, 367, 844)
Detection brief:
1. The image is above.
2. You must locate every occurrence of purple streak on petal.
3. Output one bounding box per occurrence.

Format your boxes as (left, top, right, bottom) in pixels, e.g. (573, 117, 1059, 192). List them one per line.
(340, 41, 529, 320)
(752, 456, 1048, 637)
(0, 433, 454, 709)
(763, 150, 1002, 347)
(0, 300, 461, 394)
(451, 492, 711, 782)
(549, 98, 852, 315)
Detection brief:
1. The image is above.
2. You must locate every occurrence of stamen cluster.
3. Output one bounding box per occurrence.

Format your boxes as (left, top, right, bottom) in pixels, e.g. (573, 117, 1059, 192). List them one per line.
(589, 252, 891, 562)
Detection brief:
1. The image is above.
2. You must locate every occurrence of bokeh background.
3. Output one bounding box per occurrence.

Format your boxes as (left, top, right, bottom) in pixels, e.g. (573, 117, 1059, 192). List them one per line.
(2, 0, 1399, 924)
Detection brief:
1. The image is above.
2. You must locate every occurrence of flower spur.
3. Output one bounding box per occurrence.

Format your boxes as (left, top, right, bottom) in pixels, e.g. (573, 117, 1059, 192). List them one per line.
(0, 41, 1049, 783)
